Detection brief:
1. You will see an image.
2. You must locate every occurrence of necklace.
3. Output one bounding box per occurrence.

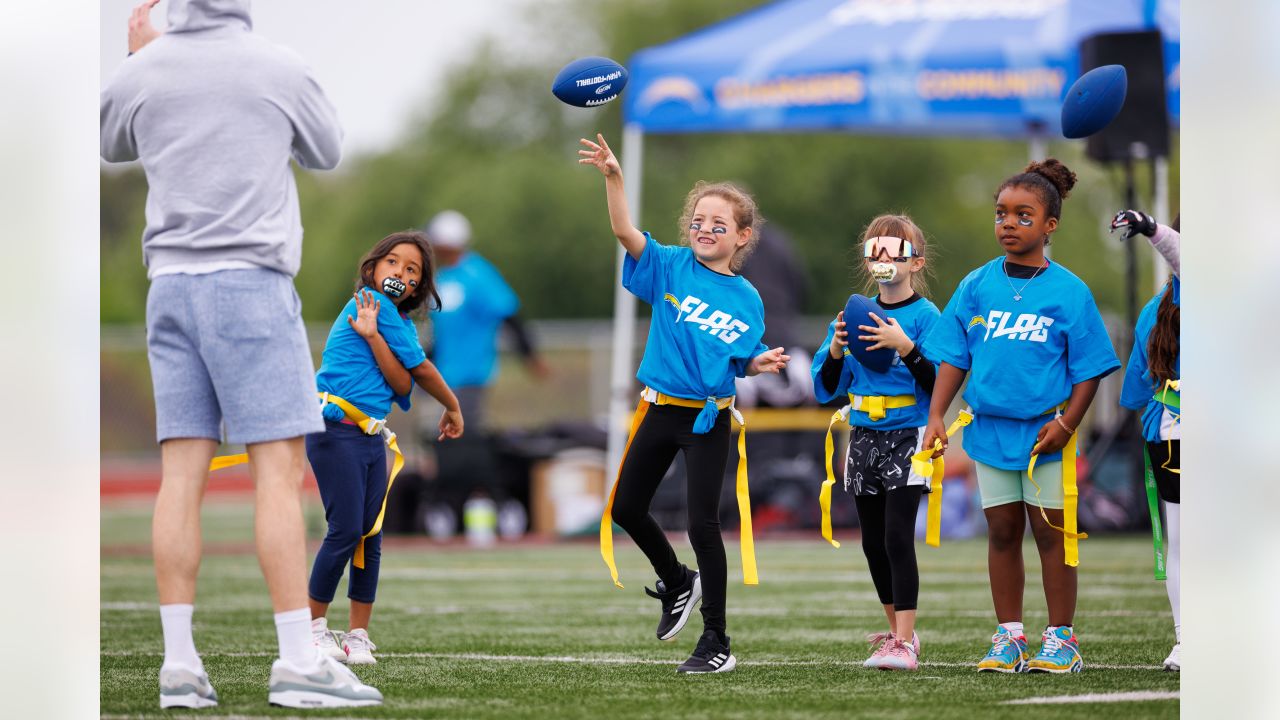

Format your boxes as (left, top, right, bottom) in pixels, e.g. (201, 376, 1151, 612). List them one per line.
(1003, 260, 1045, 301)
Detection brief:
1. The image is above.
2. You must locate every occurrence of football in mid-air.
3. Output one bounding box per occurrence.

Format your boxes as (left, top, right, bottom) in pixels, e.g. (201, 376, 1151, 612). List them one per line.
(1061, 64, 1128, 139)
(552, 56, 628, 108)
(842, 294, 896, 374)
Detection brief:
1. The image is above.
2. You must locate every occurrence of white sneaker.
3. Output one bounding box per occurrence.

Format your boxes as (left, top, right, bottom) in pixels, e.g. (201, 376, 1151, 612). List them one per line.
(312, 617, 348, 662)
(159, 664, 218, 709)
(343, 628, 378, 665)
(268, 655, 383, 708)
(1163, 642, 1180, 671)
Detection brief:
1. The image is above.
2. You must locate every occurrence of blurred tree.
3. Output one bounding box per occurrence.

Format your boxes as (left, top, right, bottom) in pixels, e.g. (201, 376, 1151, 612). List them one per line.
(101, 0, 1177, 323)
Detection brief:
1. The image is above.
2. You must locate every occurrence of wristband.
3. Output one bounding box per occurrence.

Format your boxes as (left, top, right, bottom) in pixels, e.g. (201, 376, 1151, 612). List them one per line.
(1056, 416, 1076, 435)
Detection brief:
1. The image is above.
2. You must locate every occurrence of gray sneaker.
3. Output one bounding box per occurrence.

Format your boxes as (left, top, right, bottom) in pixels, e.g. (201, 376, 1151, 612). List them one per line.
(159, 665, 218, 709)
(268, 655, 383, 708)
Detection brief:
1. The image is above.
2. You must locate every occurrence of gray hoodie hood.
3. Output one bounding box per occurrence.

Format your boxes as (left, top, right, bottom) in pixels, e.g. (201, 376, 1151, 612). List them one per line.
(167, 0, 252, 34)
(101, 0, 341, 278)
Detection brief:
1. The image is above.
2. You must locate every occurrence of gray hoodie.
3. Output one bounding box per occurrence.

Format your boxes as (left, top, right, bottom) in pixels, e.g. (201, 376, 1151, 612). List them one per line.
(101, 0, 343, 278)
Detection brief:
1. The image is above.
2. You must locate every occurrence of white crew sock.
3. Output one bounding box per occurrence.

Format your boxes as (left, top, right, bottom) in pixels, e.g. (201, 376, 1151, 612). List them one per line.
(999, 621, 1025, 637)
(1165, 501, 1181, 633)
(275, 607, 321, 669)
(159, 604, 201, 670)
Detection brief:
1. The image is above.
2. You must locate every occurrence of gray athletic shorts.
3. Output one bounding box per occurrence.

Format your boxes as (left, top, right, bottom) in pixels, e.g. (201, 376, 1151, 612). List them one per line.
(145, 268, 324, 444)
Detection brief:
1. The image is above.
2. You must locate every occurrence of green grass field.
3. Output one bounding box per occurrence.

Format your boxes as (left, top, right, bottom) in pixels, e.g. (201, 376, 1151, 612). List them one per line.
(102, 501, 1178, 718)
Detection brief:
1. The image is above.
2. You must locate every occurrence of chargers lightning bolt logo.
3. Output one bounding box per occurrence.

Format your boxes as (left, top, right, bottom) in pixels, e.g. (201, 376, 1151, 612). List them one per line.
(968, 315, 987, 330)
(663, 293, 684, 320)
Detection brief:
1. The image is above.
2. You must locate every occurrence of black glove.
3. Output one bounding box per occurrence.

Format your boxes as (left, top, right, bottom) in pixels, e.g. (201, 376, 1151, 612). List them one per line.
(1110, 209, 1158, 239)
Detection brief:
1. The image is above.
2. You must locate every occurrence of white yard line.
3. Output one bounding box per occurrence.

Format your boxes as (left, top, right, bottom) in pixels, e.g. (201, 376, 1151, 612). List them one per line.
(1002, 690, 1179, 704)
(100, 649, 1162, 671)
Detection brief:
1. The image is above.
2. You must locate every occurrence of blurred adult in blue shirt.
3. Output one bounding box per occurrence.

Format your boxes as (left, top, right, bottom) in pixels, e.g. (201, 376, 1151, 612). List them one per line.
(425, 210, 548, 431)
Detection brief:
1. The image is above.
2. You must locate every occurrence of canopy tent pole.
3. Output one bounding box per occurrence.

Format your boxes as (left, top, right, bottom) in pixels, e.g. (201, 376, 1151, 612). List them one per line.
(605, 124, 645, 486)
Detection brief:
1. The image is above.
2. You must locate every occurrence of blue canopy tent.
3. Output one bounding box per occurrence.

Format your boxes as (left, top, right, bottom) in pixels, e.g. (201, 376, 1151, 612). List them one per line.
(604, 0, 1180, 474)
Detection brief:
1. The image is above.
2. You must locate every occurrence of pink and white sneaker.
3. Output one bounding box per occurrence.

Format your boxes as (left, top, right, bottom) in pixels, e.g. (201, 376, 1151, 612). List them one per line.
(878, 637, 919, 671)
(863, 632, 895, 668)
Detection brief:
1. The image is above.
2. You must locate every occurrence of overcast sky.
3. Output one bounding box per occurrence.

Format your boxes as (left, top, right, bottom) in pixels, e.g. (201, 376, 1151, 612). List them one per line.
(101, 0, 529, 157)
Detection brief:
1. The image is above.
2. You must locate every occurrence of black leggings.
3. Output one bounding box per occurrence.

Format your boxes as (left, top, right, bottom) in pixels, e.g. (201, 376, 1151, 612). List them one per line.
(853, 486, 924, 612)
(611, 402, 732, 634)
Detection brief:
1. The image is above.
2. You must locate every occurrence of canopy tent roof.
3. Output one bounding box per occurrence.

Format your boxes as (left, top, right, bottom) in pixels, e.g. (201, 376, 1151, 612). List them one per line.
(623, 0, 1179, 137)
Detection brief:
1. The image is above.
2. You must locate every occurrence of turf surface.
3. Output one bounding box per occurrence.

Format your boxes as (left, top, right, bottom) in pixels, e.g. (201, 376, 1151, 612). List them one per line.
(101, 501, 1178, 718)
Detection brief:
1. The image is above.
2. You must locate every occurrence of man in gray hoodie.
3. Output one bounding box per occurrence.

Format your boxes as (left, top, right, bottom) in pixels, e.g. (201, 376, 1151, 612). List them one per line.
(101, 0, 382, 709)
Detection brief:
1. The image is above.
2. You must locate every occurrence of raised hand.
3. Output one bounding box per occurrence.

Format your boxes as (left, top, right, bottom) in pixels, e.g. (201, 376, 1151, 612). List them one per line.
(828, 311, 849, 359)
(438, 409, 464, 440)
(1109, 209, 1157, 239)
(578, 133, 621, 177)
(128, 0, 163, 54)
(347, 290, 381, 339)
(749, 347, 791, 375)
(857, 313, 912, 354)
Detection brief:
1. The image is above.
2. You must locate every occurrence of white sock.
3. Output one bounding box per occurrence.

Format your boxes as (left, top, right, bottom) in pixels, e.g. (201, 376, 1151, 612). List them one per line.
(159, 604, 202, 671)
(1165, 501, 1181, 632)
(999, 621, 1024, 638)
(275, 608, 320, 669)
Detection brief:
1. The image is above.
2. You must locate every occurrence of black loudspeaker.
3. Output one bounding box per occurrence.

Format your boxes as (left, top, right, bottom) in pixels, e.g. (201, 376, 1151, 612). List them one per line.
(1080, 31, 1170, 162)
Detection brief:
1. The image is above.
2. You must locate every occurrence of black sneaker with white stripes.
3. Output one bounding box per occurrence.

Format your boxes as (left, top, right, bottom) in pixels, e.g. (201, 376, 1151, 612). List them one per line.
(644, 567, 702, 641)
(677, 630, 736, 674)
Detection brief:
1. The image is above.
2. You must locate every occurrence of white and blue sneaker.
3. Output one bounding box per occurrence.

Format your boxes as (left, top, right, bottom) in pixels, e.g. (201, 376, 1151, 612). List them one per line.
(159, 664, 218, 709)
(268, 654, 383, 708)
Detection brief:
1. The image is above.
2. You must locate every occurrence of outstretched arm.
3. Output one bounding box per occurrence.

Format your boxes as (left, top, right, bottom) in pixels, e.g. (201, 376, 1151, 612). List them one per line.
(578, 133, 645, 259)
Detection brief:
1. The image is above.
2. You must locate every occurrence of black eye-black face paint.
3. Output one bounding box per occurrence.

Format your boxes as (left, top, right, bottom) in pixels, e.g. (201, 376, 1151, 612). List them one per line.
(408, 279, 418, 288)
(382, 277, 407, 298)
(690, 223, 727, 234)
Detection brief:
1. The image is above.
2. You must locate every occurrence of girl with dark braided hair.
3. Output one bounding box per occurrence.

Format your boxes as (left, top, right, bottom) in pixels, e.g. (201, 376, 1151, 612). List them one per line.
(1119, 214, 1181, 671)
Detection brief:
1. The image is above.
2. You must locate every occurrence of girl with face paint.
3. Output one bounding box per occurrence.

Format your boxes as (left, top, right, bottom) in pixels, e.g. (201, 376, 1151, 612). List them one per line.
(580, 133, 790, 674)
(810, 214, 940, 671)
(921, 160, 1121, 675)
(305, 231, 464, 665)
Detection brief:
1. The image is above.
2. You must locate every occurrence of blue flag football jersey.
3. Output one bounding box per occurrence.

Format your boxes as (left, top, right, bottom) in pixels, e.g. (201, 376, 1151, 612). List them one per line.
(315, 287, 427, 419)
(624, 233, 768, 400)
(430, 253, 520, 388)
(809, 295, 941, 431)
(1120, 277, 1180, 442)
(924, 258, 1120, 469)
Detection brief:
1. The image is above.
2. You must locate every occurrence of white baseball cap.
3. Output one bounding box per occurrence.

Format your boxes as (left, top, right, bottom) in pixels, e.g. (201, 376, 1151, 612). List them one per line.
(426, 210, 471, 249)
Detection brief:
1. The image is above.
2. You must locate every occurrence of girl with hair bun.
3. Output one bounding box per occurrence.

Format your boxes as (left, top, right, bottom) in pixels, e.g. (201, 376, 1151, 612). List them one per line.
(922, 159, 1121, 674)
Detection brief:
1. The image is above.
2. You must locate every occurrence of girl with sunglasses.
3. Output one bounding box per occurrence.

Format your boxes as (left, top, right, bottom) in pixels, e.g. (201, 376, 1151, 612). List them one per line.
(810, 214, 939, 671)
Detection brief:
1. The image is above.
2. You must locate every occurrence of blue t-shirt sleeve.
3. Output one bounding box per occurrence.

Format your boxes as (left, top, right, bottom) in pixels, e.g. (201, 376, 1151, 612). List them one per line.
(911, 305, 941, 363)
(923, 279, 973, 370)
(1119, 299, 1159, 410)
(810, 318, 852, 403)
(622, 232, 678, 305)
(375, 295, 428, 371)
(1066, 292, 1122, 384)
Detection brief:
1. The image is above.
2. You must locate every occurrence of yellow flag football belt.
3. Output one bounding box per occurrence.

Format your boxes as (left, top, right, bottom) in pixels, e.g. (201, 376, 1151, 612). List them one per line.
(902, 403, 1086, 567)
(816, 394, 922, 548)
(209, 392, 404, 570)
(601, 388, 758, 588)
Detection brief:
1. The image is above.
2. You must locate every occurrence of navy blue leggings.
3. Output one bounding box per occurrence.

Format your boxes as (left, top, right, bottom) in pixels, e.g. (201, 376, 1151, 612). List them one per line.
(306, 421, 388, 604)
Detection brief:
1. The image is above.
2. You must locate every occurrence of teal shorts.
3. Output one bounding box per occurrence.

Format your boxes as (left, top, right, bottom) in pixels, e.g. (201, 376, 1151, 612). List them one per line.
(974, 460, 1064, 510)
